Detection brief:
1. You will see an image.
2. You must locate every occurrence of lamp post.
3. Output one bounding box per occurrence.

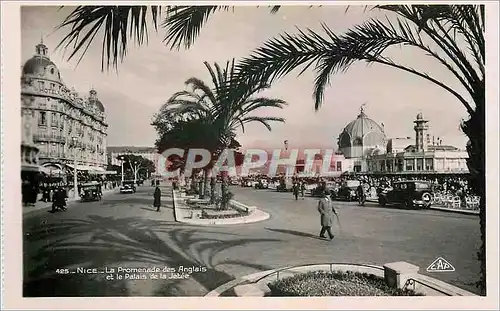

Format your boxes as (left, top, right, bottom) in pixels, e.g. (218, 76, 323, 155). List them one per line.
(72, 137, 80, 200)
(118, 156, 125, 183)
(133, 161, 138, 185)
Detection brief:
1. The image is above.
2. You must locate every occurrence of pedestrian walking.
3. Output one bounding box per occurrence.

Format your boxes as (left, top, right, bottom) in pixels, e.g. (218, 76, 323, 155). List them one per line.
(293, 182, 299, 200)
(153, 186, 161, 212)
(51, 187, 67, 212)
(317, 191, 338, 240)
(300, 181, 305, 199)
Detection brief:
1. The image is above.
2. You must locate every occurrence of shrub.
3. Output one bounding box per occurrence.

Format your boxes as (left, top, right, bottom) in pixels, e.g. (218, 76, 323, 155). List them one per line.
(268, 271, 423, 296)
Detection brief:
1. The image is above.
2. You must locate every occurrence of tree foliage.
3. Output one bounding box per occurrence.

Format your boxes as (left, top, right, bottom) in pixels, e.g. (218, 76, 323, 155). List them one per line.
(56, 5, 282, 71)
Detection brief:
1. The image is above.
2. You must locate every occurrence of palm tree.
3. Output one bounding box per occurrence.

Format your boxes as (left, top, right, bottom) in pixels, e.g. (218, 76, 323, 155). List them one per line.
(154, 59, 287, 207)
(56, 5, 281, 71)
(235, 5, 485, 294)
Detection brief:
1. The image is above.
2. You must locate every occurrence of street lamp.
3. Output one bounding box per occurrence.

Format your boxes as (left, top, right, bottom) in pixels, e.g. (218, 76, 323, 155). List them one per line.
(117, 156, 125, 183)
(72, 137, 80, 200)
(133, 161, 138, 184)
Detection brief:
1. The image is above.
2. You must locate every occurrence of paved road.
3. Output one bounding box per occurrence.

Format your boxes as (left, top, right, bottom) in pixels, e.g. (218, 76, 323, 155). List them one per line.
(23, 184, 481, 297)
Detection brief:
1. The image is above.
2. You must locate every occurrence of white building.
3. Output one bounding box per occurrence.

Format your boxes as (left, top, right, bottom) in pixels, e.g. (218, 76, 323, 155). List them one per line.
(366, 113, 469, 174)
(21, 40, 108, 175)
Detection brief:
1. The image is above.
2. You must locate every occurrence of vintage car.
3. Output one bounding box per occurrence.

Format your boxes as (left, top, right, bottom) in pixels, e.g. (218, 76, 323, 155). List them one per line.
(276, 178, 294, 192)
(378, 180, 433, 209)
(337, 180, 361, 201)
(255, 179, 269, 189)
(120, 180, 136, 194)
(80, 181, 102, 202)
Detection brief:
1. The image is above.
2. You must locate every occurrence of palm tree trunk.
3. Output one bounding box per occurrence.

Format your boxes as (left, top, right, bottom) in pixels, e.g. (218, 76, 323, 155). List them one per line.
(210, 175, 216, 204)
(462, 93, 485, 295)
(201, 168, 210, 199)
(220, 172, 230, 210)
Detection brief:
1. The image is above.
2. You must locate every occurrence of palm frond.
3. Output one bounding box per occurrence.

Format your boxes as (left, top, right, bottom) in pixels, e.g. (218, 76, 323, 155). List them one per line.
(56, 6, 161, 71)
(236, 27, 335, 88)
(238, 16, 475, 113)
(184, 77, 217, 109)
(240, 116, 285, 132)
(163, 6, 230, 50)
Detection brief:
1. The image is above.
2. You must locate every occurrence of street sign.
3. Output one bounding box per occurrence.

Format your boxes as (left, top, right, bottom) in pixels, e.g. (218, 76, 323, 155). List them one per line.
(426, 257, 456, 272)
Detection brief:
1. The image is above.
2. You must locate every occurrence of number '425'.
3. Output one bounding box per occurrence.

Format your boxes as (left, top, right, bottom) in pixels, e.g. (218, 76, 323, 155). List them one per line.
(56, 268, 70, 274)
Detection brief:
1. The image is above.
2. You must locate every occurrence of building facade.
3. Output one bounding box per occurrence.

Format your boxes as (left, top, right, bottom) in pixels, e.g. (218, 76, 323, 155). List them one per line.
(366, 113, 469, 174)
(21, 40, 108, 174)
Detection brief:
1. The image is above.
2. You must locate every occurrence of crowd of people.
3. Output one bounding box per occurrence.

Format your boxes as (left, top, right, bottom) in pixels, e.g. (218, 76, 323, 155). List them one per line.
(21, 172, 123, 207)
(235, 173, 477, 209)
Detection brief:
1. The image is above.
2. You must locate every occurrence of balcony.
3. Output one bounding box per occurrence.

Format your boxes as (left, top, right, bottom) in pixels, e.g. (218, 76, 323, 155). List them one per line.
(38, 151, 66, 159)
(33, 133, 66, 144)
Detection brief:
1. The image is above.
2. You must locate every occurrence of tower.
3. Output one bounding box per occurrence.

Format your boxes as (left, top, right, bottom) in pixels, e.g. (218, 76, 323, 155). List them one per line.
(89, 88, 98, 101)
(35, 36, 49, 57)
(414, 112, 429, 152)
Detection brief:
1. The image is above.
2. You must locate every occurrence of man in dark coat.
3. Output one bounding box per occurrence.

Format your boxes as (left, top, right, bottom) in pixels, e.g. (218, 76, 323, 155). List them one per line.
(293, 182, 299, 200)
(317, 191, 338, 240)
(153, 186, 161, 212)
(51, 187, 67, 212)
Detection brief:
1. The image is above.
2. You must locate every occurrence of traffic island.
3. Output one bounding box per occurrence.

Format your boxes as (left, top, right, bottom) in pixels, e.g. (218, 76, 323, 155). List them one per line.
(172, 189, 270, 225)
(206, 262, 478, 297)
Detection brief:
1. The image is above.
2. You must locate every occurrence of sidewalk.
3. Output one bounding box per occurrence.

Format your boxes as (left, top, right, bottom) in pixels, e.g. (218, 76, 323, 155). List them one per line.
(365, 198, 479, 215)
(22, 188, 118, 215)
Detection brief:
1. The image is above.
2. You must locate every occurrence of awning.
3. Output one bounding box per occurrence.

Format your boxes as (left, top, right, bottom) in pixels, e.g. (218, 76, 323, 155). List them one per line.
(21, 164, 42, 172)
(66, 164, 92, 171)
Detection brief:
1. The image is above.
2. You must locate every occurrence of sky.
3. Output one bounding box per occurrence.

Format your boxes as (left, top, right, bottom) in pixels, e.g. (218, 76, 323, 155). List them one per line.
(20, 5, 471, 150)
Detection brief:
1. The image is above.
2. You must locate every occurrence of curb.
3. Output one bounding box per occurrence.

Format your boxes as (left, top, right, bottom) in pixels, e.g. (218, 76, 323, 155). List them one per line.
(205, 262, 477, 297)
(365, 199, 479, 215)
(428, 206, 479, 215)
(172, 190, 270, 226)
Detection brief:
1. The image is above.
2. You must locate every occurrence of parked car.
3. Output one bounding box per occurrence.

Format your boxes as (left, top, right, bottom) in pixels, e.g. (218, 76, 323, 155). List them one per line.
(255, 179, 269, 189)
(337, 180, 361, 201)
(378, 180, 433, 209)
(120, 180, 136, 194)
(277, 178, 293, 192)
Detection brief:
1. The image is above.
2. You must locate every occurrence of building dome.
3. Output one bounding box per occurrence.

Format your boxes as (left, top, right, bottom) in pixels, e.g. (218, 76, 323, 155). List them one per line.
(88, 89, 105, 112)
(22, 41, 61, 80)
(416, 112, 424, 120)
(338, 111, 386, 148)
(337, 108, 387, 159)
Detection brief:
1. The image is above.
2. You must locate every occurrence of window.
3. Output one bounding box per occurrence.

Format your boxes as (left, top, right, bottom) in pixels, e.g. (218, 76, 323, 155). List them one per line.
(353, 138, 363, 146)
(415, 182, 430, 190)
(51, 113, 58, 127)
(38, 111, 46, 126)
(417, 158, 424, 171)
(386, 160, 393, 172)
(38, 81, 45, 90)
(425, 158, 434, 171)
(405, 159, 414, 171)
(336, 161, 342, 172)
(379, 160, 386, 172)
(50, 68, 55, 75)
(50, 143, 57, 155)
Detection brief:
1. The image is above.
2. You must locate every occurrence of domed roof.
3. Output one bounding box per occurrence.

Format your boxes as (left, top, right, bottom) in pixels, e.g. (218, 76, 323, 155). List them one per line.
(88, 89, 105, 112)
(94, 100, 105, 112)
(416, 112, 424, 120)
(22, 41, 61, 79)
(22, 57, 57, 75)
(338, 110, 386, 149)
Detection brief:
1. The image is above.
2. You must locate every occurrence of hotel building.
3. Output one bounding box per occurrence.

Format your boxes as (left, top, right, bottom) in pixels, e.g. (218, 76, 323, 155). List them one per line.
(21, 40, 108, 175)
